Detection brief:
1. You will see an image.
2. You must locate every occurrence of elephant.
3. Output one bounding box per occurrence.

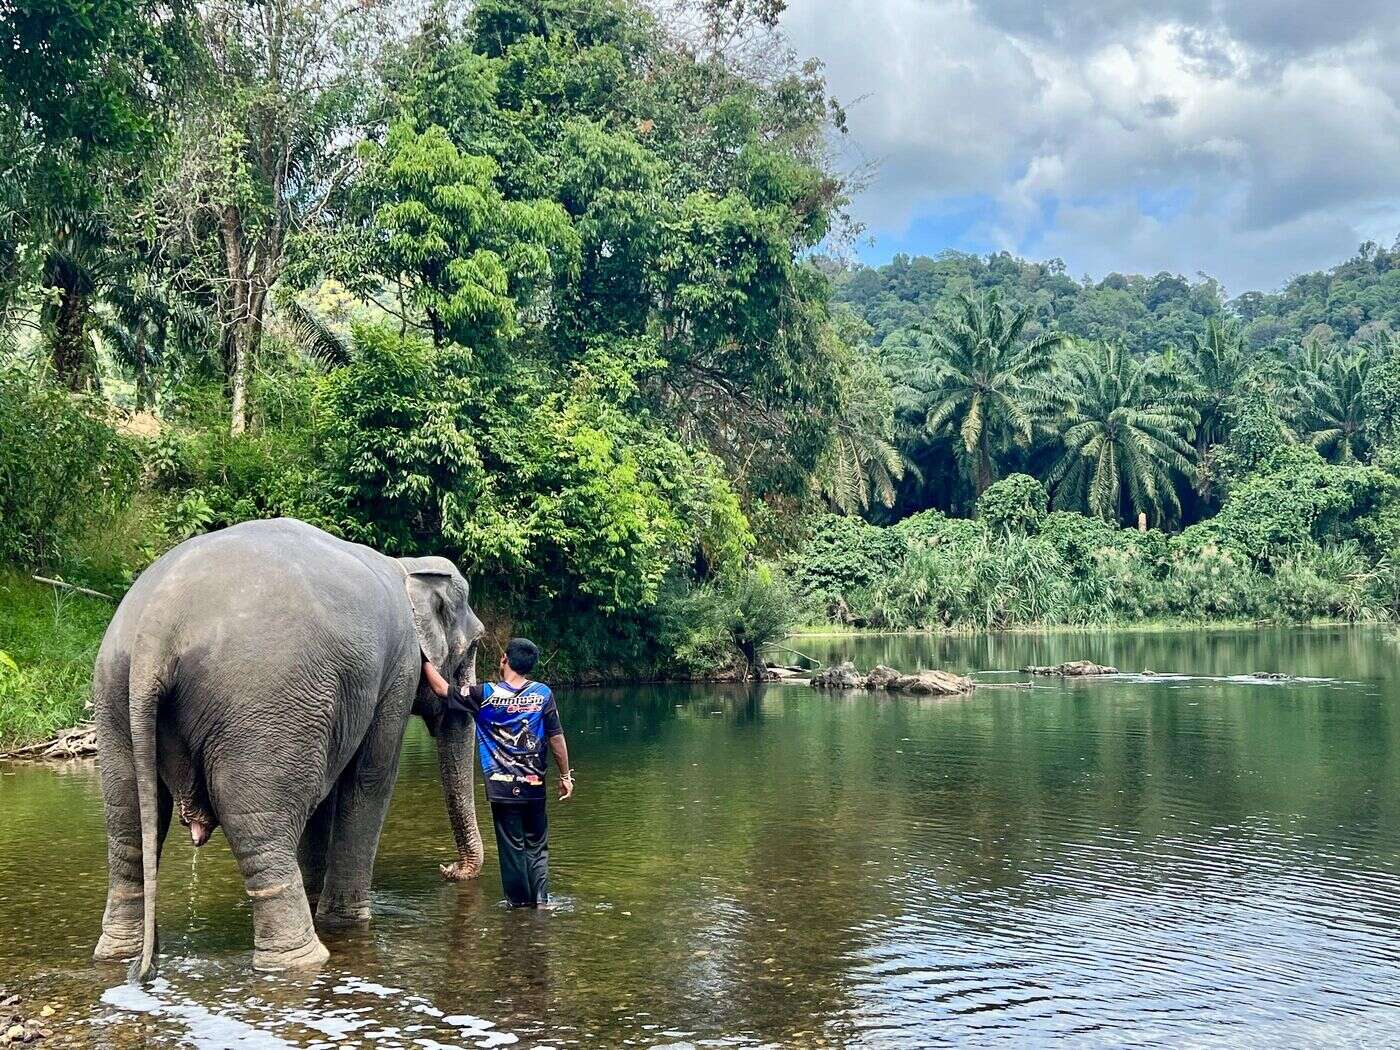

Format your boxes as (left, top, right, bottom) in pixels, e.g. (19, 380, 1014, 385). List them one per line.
(90, 517, 486, 978)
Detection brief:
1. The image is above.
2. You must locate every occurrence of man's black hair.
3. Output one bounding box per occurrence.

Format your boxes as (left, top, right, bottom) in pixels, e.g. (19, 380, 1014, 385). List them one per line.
(504, 637, 539, 676)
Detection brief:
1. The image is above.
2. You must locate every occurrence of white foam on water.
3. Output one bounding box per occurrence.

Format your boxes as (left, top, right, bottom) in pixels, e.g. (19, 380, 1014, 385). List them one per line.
(442, 1014, 493, 1032)
(101, 978, 295, 1049)
(333, 977, 404, 997)
(100, 961, 519, 1049)
(283, 1006, 376, 1039)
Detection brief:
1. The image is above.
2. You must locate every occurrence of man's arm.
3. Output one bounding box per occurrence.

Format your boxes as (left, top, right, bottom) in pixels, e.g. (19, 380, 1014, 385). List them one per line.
(422, 660, 480, 718)
(422, 660, 450, 697)
(549, 734, 573, 801)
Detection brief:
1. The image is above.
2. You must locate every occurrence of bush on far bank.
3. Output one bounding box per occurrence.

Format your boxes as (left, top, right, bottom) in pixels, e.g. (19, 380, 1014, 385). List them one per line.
(789, 463, 1400, 631)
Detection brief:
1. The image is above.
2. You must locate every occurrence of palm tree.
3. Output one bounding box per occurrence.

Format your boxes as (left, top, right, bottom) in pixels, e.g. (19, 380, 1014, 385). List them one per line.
(1178, 318, 1256, 454)
(96, 275, 218, 410)
(819, 424, 908, 515)
(818, 349, 910, 514)
(1298, 347, 1372, 463)
(898, 291, 1067, 497)
(1047, 341, 1198, 526)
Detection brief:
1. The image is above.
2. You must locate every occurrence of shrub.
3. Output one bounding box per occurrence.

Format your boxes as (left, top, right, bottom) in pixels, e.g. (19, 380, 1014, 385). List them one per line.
(0, 571, 115, 745)
(787, 514, 907, 610)
(1207, 446, 1400, 563)
(0, 370, 140, 571)
(976, 473, 1048, 536)
(1264, 544, 1380, 623)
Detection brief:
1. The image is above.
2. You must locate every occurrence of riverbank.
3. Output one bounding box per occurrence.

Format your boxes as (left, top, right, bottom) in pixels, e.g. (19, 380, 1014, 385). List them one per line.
(0, 564, 1390, 751)
(785, 617, 1371, 638)
(0, 571, 112, 750)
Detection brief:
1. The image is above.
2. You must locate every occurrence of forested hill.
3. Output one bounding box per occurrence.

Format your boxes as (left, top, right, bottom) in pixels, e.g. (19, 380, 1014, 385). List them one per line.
(827, 239, 1400, 357)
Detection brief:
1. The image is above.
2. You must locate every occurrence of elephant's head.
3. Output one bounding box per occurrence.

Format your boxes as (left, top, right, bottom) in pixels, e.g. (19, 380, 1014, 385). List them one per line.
(401, 556, 486, 880)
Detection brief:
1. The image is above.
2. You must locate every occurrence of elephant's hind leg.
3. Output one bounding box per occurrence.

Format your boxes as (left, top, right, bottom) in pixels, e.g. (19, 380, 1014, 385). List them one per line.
(211, 760, 329, 971)
(94, 679, 174, 962)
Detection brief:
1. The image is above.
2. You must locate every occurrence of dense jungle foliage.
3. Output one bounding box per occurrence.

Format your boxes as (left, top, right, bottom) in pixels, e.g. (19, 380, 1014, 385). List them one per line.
(3, 0, 1400, 740)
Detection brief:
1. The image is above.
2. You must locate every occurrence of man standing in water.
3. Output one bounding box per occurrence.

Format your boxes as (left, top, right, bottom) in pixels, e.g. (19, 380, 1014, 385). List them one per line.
(422, 638, 573, 906)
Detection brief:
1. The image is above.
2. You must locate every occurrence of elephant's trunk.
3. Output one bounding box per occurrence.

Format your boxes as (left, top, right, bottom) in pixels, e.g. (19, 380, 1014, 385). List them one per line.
(437, 717, 484, 879)
(437, 651, 483, 881)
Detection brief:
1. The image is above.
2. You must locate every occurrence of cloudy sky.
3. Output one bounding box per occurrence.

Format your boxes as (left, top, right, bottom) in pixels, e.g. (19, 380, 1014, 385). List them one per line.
(781, 0, 1400, 294)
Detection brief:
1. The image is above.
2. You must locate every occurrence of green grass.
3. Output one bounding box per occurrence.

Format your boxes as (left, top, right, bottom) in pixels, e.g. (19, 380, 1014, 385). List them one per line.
(0, 569, 115, 748)
(786, 617, 1361, 639)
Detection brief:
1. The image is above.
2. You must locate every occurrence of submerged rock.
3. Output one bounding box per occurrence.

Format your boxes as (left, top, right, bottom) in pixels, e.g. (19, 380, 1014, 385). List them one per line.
(1022, 661, 1119, 677)
(892, 669, 974, 695)
(864, 664, 902, 690)
(1251, 671, 1291, 680)
(809, 661, 864, 689)
(809, 662, 974, 695)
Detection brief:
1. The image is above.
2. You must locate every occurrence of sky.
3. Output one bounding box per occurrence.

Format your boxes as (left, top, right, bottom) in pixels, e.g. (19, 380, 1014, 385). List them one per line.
(780, 0, 1400, 295)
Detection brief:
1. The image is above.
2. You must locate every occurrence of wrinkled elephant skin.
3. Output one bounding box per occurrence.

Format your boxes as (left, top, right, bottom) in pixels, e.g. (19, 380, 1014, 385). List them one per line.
(91, 518, 485, 979)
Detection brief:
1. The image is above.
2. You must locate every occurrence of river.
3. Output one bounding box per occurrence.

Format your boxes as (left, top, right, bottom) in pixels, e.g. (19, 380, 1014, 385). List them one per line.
(1, 627, 1398, 1047)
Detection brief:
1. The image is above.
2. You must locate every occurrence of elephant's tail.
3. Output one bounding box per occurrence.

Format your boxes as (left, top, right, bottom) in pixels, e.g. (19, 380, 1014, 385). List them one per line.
(127, 653, 163, 984)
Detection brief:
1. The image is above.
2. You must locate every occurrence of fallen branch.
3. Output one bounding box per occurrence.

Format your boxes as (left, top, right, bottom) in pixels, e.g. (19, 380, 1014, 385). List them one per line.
(1, 722, 98, 760)
(31, 576, 116, 602)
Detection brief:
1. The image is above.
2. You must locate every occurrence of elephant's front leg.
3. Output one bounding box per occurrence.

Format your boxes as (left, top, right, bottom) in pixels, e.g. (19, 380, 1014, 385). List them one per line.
(315, 713, 406, 929)
(299, 793, 337, 909)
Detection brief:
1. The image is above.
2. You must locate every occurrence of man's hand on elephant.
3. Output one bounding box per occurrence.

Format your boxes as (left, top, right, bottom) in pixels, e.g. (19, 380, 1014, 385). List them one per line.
(422, 658, 450, 698)
(558, 771, 574, 801)
(439, 858, 481, 881)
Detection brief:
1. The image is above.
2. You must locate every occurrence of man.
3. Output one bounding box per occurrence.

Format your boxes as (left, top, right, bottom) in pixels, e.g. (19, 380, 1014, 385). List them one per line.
(422, 637, 573, 907)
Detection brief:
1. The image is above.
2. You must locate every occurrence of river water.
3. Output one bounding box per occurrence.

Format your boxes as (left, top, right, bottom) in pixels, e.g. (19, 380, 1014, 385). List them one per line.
(2, 627, 1398, 1047)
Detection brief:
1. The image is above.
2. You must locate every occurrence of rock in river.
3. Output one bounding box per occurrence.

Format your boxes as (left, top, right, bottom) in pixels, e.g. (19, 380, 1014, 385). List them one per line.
(809, 661, 864, 689)
(892, 670, 975, 695)
(864, 664, 903, 690)
(810, 662, 974, 695)
(1022, 660, 1119, 676)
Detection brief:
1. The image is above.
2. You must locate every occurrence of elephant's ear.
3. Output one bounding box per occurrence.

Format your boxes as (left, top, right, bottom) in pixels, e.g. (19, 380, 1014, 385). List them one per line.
(403, 560, 455, 669)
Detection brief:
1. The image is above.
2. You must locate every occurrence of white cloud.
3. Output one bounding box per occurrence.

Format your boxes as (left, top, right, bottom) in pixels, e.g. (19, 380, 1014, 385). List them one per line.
(783, 0, 1400, 292)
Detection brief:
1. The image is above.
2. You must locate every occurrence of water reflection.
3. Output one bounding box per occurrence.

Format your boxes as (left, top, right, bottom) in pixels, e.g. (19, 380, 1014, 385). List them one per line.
(1, 627, 1398, 1046)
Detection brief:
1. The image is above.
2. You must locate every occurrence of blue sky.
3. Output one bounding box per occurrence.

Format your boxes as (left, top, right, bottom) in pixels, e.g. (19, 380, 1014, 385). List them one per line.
(782, 0, 1400, 294)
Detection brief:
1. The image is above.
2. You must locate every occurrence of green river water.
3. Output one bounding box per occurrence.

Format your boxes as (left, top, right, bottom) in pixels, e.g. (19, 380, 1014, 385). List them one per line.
(1, 627, 1398, 1047)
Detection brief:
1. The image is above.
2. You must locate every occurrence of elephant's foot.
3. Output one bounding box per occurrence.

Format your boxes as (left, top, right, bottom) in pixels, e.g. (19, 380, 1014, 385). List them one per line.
(94, 925, 144, 963)
(252, 934, 329, 971)
(315, 899, 371, 930)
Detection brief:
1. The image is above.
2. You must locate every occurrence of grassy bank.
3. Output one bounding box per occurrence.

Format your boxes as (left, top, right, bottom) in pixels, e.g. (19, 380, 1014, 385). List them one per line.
(0, 572, 114, 749)
(785, 618, 1363, 639)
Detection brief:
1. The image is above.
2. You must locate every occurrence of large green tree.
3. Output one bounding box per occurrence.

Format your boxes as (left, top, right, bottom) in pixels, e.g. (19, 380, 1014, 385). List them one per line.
(1048, 341, 1198, 526)
(1298, 347, 1373, 464)
(1178, 317, 1256, 455)
(895, 291, 1067, 497)
(301, 0, 858, 518)
(1, 0, 198, 384)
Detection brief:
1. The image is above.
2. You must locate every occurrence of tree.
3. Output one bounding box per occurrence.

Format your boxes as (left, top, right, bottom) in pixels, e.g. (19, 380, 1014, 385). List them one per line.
(1299, 347, 1373, 464)
(1178, 317, 1256, 455)
(1, 0, 198, 380)
(711, 562, 795, 679)
(815, 323, 906, 515)
(157, 0, 388, 434)
(301, 0, 856, 519)
(349, 122, 579, 351)
(897, 291, 1066, 497)
(1048, 341, 1198, 526)
(1361, 335, 1400, 458)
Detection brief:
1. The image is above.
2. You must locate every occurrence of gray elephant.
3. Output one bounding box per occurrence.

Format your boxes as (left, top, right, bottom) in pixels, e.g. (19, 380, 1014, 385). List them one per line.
(91, 518, 486, 978)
